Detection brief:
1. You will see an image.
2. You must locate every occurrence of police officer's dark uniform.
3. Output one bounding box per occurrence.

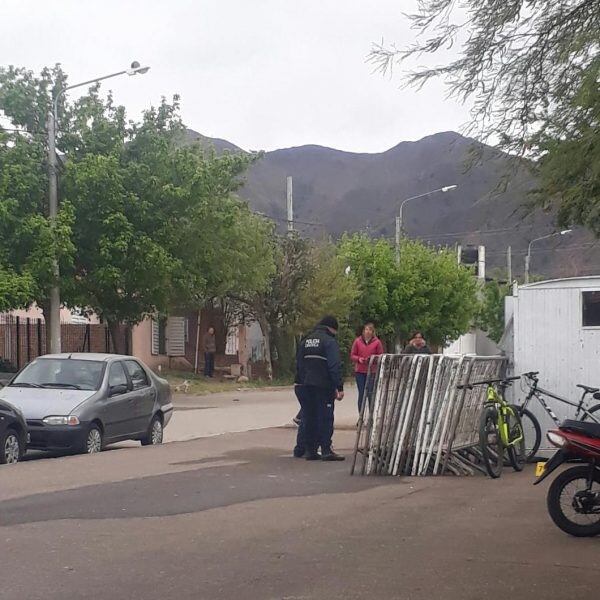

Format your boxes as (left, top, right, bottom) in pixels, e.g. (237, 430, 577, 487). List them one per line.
(295, 316, 345, 461)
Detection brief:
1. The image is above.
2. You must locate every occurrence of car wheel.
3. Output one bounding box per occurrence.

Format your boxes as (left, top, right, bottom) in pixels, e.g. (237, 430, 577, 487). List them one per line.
(141, 414, 163, 446)
(83, 425, 103, 454)
(0, 428, 22, 465)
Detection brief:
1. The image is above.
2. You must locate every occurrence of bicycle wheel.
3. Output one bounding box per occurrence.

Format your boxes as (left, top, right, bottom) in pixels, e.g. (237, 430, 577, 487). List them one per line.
(516, 406, 541, 462)
(506, 405, 526, 472)
(479, 406, 503, 478)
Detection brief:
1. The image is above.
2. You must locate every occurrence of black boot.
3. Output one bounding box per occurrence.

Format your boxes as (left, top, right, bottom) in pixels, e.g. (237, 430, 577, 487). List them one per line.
(321, 449, 345, 461)
(305, 451, 321, 461)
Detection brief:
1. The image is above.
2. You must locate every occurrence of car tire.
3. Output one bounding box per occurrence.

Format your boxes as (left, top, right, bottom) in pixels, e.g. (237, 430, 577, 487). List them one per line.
(0, 428, 22, 464)
(81, 424, 103, 455)
(141, 414, 163, 447)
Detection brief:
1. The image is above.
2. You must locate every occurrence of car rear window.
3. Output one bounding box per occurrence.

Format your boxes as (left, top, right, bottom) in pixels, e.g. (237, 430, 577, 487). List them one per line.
(11, 359, 105, 391)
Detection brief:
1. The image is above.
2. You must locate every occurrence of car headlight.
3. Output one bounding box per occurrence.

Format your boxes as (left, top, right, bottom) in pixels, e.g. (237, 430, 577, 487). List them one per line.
(42, 415, 80, 426)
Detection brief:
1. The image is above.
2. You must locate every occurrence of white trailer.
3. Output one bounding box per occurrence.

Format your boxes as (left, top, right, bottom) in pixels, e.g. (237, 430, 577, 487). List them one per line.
(505, 276, 600, 448)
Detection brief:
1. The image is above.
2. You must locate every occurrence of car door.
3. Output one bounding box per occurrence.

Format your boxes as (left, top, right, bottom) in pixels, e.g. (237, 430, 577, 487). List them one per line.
(102, 361, 137, 440)
(123, 360, 156, 433)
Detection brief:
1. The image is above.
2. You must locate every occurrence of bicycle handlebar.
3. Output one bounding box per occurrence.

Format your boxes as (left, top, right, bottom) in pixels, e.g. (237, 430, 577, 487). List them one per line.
(457, 375, 521, 390)
(523, 371, 539, 379)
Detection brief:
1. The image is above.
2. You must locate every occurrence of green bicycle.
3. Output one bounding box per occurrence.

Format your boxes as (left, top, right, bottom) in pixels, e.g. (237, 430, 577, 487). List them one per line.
(459, 376, 526, 478)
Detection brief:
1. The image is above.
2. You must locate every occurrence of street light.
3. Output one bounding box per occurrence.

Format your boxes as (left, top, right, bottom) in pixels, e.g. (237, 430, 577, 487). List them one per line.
(524, 229, 572, 284)
(46, 62, 150, 353)
(395, 185, 458, 263)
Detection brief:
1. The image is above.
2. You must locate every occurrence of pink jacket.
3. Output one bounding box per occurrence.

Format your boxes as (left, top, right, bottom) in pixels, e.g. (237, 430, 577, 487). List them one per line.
(350, 336, 384, 374)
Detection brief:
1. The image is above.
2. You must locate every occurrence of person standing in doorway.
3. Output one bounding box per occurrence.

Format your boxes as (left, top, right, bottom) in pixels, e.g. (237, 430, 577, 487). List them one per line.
(295, 315, 345, 461)
(350, 322, 384, 414)
(402, 331, 432, 355)
(203, 326, 216, 378)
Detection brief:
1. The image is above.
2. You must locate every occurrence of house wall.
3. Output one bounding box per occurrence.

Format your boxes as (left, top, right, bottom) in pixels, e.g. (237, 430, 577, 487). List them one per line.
(512, 277, 600, 446)
(131, 319, 169, 370)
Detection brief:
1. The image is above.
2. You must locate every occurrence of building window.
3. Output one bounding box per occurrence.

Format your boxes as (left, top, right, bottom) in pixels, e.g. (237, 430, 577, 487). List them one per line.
(151, 317, 167, 355)
(582, 291, 600, 327)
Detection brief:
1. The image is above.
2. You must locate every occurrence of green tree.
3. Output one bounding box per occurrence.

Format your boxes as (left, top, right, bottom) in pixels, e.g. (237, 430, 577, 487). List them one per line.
(535, 60, 600, 234)
(0, 66, 74, 314)
(295, 243, 359, 335)
(476, 280, 510, 343)
(227, 233, 313, 379)
(0, 267, 34, 312)
(339, 234, 478, 347)
(1, 66, 273, 353)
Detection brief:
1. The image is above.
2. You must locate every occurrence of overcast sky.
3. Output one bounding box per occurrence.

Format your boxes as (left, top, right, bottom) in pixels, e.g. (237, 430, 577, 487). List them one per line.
(1, 0, 470, 153)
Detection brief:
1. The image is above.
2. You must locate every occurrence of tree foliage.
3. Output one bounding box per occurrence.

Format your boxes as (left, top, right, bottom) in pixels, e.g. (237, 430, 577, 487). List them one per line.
(0, 66, 274, 342)
(339, 234, 478, 346)
(476, 280, 510, 343)
(370, 1, 600, 234)
(535, 60, 600, 234)
(370, 0, 600, 153)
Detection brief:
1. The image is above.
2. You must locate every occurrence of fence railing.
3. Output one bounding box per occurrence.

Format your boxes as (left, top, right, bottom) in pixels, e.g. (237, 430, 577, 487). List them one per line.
(351, 354, 507, 477)
(0, 314, 128, 371)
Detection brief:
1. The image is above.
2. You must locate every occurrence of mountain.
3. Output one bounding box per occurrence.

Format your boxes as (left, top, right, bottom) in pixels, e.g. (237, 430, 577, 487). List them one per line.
(190, 129, 599, 279)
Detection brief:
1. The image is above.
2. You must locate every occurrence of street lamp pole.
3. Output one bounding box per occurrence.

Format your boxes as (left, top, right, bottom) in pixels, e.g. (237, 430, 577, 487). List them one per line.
(46, 62, 150, 353)
(395, 185, 458, 264)
(524, 229, 572, 284)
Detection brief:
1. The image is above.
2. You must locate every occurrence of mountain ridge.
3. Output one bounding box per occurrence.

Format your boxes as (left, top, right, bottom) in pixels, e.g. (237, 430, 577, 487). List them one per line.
(188, 128, 598, 278)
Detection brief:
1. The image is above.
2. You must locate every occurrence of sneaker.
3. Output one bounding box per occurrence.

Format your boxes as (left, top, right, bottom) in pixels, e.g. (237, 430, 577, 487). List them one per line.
(321, 451, 345, 462)
(293, 448, 306, 458)
(305, 452, 321, 461)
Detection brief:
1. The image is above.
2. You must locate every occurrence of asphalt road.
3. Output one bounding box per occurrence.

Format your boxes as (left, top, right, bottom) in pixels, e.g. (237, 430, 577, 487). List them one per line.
(1, 421, 598, 600)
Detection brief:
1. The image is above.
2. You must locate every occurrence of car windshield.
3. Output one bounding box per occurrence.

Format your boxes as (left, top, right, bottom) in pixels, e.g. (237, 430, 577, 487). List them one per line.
(10, 359, 105, 391)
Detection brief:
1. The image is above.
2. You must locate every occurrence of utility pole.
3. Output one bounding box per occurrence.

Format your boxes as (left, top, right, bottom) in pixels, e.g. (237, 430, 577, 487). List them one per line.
(45, 62, 150, 354)
(507, 246, 512, 284)
(46, 106, 61, 353)
(395, 216, 401, 264)
(477, 245, 486, 281)
(286, 176, 293, 234)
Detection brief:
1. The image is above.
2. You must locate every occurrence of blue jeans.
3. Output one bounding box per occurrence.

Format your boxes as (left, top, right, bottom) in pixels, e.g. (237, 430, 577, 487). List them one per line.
(355, 372, 373, 413)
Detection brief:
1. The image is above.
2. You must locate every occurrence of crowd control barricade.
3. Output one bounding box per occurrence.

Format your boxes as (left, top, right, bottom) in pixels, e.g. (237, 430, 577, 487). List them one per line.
(350, 354, 507, 476)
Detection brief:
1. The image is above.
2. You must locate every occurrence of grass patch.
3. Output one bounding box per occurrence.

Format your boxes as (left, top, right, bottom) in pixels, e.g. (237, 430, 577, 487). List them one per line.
(162, 369, 293, 396)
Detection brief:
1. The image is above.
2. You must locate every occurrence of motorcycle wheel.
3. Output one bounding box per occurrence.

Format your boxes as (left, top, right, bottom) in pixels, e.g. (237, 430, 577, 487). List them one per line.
(547, 465, 600, 537)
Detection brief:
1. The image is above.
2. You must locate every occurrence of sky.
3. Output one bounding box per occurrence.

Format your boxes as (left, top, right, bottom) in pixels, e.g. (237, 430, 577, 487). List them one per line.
(0, 0, 470, 153)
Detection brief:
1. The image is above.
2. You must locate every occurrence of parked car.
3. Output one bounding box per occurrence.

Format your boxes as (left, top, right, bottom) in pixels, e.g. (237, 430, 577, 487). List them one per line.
(0, 354, 173, 455)
(0, 397, 28, 464)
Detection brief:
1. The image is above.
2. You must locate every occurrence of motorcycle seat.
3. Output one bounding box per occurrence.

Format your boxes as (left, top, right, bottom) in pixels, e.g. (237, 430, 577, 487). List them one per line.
(561, 419, 600, 440)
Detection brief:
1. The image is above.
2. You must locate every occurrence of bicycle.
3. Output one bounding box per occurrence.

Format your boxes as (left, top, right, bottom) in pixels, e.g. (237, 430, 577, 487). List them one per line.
(458, 376, 526, 478)
(515, 371, 600, 462)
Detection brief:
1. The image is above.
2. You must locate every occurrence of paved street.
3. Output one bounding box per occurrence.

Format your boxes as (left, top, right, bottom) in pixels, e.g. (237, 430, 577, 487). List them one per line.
(1, 388, 598, 600)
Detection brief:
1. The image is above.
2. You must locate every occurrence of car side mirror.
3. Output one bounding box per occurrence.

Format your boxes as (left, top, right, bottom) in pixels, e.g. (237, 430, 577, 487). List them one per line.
(109, 383, 128, 397)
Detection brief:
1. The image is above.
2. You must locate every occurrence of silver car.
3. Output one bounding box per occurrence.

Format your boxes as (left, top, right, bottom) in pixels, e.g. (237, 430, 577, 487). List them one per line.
(0, 353, 173, 455)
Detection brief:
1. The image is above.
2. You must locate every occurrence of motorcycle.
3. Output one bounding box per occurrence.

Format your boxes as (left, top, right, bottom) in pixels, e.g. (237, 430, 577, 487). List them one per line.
(534, 419, 600, 537)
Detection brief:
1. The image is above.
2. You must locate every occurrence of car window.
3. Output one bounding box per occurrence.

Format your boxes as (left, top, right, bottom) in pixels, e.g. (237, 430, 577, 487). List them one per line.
(108, 362, 129, 390)
(11, 359, 105, 391)
(124, 360, 150, 390)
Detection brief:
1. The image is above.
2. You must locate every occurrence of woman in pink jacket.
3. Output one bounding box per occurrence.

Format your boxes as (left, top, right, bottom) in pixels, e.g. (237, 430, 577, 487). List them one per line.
(350, 322, 384, 413)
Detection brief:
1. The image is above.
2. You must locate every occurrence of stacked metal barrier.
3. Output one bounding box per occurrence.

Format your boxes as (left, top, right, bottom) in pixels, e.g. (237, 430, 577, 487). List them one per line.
(351, 354, 506, 477)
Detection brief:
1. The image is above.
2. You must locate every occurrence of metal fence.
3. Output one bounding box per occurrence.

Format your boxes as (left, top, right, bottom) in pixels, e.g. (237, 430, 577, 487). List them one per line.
(0, 314, 128, 371)
(351, 354, 507, 477)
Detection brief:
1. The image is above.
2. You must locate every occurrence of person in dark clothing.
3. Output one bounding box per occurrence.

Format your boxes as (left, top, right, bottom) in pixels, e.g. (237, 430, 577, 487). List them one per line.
(295, 315, 345, 461)
(402, 331, 432, 355)
(203, 327, 216, 377)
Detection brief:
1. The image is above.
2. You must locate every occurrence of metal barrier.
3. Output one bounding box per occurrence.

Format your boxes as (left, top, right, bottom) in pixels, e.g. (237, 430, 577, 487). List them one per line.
(351, 354, 506, 477)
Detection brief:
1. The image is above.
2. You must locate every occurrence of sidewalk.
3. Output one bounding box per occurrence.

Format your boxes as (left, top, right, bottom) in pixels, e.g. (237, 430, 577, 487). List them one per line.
(164, 385, 360, 443)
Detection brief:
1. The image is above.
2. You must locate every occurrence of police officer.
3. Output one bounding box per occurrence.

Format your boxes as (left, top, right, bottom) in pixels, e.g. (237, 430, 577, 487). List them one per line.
(295, 315, 345, 461)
